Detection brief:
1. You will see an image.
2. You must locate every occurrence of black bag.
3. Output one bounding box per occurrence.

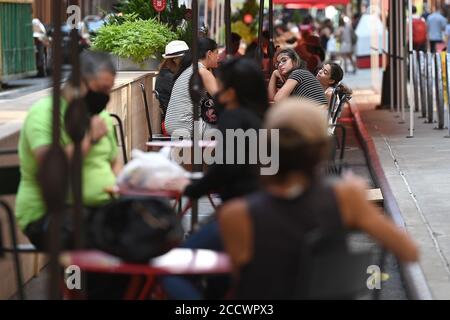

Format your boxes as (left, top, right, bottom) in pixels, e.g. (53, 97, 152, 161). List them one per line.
(200, 94, 218, 124)
(88, 197, 184, 263)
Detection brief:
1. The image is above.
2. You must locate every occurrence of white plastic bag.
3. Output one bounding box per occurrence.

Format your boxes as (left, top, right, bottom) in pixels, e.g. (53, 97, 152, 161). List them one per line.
(116, 149, 188, 191)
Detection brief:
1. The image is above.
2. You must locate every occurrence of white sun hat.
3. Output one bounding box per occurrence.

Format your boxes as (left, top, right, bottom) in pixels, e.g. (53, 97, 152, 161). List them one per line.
(162, 40, 189, 59)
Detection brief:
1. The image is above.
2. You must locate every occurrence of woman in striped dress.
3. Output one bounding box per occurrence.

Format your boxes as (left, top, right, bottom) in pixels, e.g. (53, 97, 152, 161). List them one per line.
(165, 38, 219, 138)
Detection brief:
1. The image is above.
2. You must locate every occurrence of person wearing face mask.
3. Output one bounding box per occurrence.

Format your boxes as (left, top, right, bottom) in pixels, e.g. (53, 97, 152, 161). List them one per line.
(159, 58, 268, 299)
(167, 58, 267, 205)
(16, 50, 121, 251)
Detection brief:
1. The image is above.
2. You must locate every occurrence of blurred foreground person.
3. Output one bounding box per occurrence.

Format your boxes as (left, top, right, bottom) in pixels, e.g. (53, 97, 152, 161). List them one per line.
(160, 58, 268, 299)
(17, 50, 121, 250)
(218, 98, 419, 299)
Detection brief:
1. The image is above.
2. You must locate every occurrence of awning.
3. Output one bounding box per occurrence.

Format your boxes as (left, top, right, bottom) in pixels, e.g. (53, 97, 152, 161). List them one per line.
(274, 0, 350, 7)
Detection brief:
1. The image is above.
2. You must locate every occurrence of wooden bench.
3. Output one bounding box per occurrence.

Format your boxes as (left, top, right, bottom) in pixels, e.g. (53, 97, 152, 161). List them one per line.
(367, 188, 383, 204)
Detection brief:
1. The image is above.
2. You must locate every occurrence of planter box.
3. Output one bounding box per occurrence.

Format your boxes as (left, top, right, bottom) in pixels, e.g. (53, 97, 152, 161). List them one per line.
(112, 56, 160, 71)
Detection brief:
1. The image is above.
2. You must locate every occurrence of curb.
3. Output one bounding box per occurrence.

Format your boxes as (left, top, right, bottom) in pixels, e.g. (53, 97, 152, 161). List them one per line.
(347, 101, 433, 300)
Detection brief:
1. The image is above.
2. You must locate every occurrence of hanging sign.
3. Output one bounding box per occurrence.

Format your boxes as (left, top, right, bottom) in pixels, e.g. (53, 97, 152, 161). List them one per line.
(152, 0, 167, 12)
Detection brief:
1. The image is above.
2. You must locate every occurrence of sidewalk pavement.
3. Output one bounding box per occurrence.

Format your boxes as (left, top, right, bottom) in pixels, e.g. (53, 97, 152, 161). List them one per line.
(0, 89, 51, 148)
(343, 69, 450, 299)
(359, 106, 450, 299)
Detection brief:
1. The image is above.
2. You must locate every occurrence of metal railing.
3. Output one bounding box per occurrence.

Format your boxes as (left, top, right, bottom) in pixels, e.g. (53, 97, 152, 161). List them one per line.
(410, 50, 450, 136)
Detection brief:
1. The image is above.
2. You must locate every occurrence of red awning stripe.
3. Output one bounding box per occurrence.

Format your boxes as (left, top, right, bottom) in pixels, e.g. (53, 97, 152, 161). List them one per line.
(274, 0, 350, 6)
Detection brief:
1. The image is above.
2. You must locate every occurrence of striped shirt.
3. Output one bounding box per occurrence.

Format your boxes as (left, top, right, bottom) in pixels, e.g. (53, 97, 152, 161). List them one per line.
(288, 69, 328, 106)
(165, 64, 207, 137)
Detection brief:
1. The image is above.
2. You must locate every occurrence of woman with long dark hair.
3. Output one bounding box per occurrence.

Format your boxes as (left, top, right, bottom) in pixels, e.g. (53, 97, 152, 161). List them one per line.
(316, 62, 352, 103)
(268, 48, 327, 107)
(160, 58, 269, 299)
(165, 37, 219, 137)
(169, 57, 268, 203)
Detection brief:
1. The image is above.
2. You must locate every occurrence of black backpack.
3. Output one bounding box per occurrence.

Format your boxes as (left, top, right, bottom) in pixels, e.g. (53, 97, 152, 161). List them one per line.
(88, 197, 184, 263)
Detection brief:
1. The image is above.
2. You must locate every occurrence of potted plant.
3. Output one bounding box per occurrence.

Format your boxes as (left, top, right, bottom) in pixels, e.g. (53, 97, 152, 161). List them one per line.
(92, 14, 178, 71)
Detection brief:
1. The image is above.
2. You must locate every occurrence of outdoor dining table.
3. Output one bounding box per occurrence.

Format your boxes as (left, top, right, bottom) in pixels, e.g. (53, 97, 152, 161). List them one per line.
(60, 248, 232, 300)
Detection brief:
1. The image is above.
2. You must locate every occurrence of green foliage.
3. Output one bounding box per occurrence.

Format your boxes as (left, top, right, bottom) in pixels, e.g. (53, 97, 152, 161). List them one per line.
(232, 0, 260, 38)
(115, 0, 190, 31)
(92, 15, 177, 63)
(231, 21, 255, 44)
(291, 10, 304, 24)
(176, 20, 193, 48)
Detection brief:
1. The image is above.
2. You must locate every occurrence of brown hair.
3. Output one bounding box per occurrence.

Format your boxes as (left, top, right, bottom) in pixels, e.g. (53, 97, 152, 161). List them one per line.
(264, 98, 330, 181)
(276, 49, 307, 74)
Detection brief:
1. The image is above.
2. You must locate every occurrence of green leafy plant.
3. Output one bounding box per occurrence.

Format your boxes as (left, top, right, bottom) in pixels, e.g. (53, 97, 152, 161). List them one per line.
(231, 21, 255, 44)
(92, 15, 178, 63)
(176, 20, 193, 48)
(115, 0, 190, 31)
(232, 0, 260, 39)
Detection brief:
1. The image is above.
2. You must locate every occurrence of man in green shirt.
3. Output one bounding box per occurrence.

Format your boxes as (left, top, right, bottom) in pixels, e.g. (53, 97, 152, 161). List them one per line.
(16, 51, 122, 249)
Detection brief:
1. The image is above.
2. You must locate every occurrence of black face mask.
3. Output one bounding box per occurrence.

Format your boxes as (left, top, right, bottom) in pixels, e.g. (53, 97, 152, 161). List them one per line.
(85, 90, 110, 116)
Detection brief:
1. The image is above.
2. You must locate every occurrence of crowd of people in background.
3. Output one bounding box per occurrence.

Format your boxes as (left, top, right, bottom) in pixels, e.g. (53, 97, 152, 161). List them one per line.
(411, 4, 450, 54)
(271, 13, 358, 74)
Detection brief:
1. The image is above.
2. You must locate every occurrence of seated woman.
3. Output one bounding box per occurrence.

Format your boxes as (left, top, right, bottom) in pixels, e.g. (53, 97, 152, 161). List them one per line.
(160, 58, 268, 299)
(268, 48, 328, 107)
(155, 40, 189, 120)
(17, 50, 121, 250)
(218, 98, 419, 299)
(171, 58, 267, 206)
(316, 62, 347, 103)
(165, 38, 219, 137)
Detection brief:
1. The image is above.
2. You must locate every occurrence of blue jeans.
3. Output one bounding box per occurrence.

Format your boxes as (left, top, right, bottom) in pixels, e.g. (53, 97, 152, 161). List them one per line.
(181, 220, 223, 251)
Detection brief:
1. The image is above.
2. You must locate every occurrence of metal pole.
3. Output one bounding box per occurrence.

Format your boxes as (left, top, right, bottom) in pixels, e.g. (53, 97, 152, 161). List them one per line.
(408, 0, 414, 137)
(446, 53, 450, 137)
(66, 33, 86, 250)
(400, 0, 406, 123)
(220, 0, 225, 43)
(268, 0, 274, 75)
(381, 0, 387, 70)
(257, 0, 265, 62)
(42, 0, 69, 300)
(389, 0, 394, 112)
(215, 0, 220, 43)
(190, 0, 202, 231)
(224, 0, 231, 55)
(211, 0, 216, 40)
(204, 0, 208, 31)
(395, 0, 401, 116)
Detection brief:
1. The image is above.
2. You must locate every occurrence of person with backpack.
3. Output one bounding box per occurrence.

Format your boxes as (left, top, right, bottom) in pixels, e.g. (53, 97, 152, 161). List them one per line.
(412, 5, 428, 52)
